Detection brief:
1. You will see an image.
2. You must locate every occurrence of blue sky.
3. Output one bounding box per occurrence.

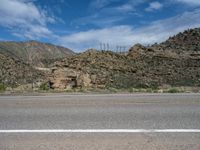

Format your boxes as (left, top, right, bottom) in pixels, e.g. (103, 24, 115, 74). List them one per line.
(0, 0, 200, 51)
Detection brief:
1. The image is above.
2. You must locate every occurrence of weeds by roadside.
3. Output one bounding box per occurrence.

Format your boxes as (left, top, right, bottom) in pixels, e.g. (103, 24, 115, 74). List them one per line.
(0, 83, 6, 92)
(167, 88, 180, 93)
(39, 82, 50, 91)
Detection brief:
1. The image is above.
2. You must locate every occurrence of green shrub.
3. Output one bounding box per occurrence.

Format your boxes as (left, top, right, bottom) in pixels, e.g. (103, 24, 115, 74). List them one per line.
(128, 88, 134, 93)
(146, 88, 153, 93)
(39, 82, 50, 91)
(108, 87, 118, 93)
(0, 83, 6, 92)
(167, 88, 180, 93)
(128, 88, 146, 93)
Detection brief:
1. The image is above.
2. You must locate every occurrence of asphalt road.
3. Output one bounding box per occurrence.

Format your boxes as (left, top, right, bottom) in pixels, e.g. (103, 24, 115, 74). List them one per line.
(0, 93, 200, 150)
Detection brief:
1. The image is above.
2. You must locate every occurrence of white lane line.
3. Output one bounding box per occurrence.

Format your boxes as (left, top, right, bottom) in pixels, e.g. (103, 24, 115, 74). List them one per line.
(0, 129, 200, 133)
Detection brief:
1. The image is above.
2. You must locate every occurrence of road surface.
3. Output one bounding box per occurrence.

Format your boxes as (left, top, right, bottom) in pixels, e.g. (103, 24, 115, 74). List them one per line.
(0, 93, 200, 150)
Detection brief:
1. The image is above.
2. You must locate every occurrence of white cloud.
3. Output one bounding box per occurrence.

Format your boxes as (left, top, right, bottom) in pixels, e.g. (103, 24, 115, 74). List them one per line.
(0, 0, 54, 39)
(116, 4, 133, 12)
(59, 9, 200, 51)
(145, 1, 163, 12)
(71, 13, 126, 28)
(118, 0, 145, 11)
(59, 26, 133, 51)
(73, 0, 144, 28)
(174, 0, 200, 6)
(89, 0, 121, 10)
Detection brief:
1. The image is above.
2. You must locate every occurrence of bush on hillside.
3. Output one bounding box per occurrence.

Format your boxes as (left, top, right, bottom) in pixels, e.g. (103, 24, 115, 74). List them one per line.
(39, 82, 50, 91)
(0, 83, 6, 92)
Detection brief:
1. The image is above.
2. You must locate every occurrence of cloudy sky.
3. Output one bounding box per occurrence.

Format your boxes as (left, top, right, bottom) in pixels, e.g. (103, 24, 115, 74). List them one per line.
(0, 0, 200, 51)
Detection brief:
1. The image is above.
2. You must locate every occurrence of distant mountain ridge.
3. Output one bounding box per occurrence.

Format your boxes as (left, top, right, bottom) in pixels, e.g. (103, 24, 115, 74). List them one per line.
(0, 40, 74, 67)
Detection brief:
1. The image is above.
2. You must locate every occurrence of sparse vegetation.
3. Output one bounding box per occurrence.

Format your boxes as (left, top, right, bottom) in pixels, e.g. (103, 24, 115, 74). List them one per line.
(128, 87, 159, 93)
(167, 88, 180, 93)
(107, 87, 118, 93)
(39, 82, 50, 91)
(0, 83, 6, 92)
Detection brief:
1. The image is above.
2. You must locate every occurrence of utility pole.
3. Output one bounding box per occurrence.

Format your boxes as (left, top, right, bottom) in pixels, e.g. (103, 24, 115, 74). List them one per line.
(100, 43, 102, 50)
(103, 43, 106, 50)
(119, 46, 122, 53)
(107, 43, 109, 51)
(123, 46, 126, 55)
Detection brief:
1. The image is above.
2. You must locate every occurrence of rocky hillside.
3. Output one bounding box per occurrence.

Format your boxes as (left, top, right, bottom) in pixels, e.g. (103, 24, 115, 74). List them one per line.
(0, 41, 74, 67)
(48, 28, 200, 90)
(127, 44, 200, 87)
(0, 53, 45, 87)
(152, 28, 200, 52)
(49, 50, 132, 89)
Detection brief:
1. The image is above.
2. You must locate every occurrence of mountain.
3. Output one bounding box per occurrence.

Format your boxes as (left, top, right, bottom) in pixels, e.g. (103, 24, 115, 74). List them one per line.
(1, 28, 200, 91)
(48, 28, 200, 90)
(0, 40, 74, 67)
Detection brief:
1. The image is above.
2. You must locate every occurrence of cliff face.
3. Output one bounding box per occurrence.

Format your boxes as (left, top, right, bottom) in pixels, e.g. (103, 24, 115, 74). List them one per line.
(0, 40, 74, 67)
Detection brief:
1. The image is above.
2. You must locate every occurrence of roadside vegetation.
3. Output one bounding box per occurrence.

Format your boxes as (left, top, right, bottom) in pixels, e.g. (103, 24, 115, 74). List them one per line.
(0, 83, 6, 92)
(167, 88, 181, 93)
(0, 82, 199, 94)
(39, 82, 50, 91)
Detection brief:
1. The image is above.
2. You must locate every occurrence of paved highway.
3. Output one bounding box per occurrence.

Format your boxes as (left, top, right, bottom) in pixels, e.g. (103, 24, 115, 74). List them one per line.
(0, 93, 200, 150)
